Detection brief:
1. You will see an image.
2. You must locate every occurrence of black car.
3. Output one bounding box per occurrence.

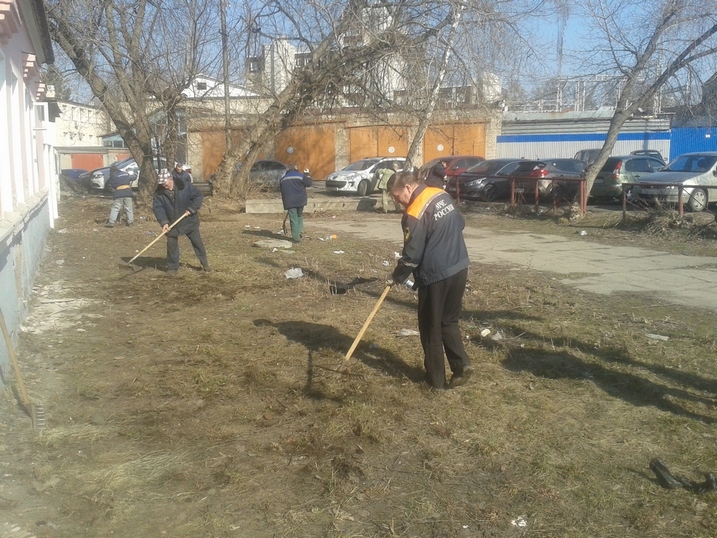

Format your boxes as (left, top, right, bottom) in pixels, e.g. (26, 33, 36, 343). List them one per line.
(224, 160, 309, 190)
(446, 159, 526, 201)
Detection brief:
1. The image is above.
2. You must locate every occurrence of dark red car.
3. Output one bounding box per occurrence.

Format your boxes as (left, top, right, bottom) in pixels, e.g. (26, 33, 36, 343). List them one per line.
(418, 155, 485, 184)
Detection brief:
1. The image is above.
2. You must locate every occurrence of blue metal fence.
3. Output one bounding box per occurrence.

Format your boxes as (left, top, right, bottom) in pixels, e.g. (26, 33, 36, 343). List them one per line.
(670, 127, 717, 160)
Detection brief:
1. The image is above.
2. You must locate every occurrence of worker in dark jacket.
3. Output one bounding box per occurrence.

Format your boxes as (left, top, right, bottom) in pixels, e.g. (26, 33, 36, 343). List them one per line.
(171, 162, 192, 183)
(388, 171, 472, 389)
(280, 167, 312, 242)
(106, 163, 134, 227)
(152, 169, 209, 275)
(424, 160, 447, 188)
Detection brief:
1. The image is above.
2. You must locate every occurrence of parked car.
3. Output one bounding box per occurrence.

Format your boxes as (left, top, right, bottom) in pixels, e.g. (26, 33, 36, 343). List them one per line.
(60, 168, 88, 182)
(87, 157, 173, 192)
(418, 155, 485, 184)
(60, 168, 89, 193)
(630, 149, 665, 165)
(86, 157, 139, 192)
(574, 149, 602, 166)
(513, 159, 587, 199)
(212, 160, 306, 190)
(632, 152, 717, 212)
(325, 157, 406, 196)
(446, 159, 526, 201)
(242, 160, 291, 189)
(590, 155, 664, 200)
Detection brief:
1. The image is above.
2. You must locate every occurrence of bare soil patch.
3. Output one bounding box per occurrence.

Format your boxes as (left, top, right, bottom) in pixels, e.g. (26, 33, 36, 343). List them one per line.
(1, 196, 716, 537)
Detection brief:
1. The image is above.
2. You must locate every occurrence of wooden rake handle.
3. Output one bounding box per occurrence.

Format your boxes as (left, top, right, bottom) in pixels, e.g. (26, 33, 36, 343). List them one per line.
(127, 212, 188, 265)
(0, 309, 30, 407)
(344, 285, 392, 362)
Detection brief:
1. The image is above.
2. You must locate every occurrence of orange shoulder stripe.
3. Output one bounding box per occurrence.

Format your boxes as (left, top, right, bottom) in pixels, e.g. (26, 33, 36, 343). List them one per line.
(406, 187, 445, 219)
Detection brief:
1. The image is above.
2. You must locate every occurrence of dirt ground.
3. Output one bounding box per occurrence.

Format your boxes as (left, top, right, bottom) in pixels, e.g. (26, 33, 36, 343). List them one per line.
(1, 194, 716, 537)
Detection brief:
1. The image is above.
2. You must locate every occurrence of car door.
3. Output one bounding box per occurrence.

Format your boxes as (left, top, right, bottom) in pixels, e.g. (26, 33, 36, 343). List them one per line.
(490, 161, 522, 196)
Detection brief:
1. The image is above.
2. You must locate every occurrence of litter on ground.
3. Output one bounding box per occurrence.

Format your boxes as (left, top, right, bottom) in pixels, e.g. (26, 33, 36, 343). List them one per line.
(284, 268, 304, 279)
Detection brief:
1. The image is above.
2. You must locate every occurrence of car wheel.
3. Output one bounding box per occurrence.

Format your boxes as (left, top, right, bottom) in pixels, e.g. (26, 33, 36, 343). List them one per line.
(357, 180, 369, 197)
(686, 188, 707, 212)
(483, 184, 497, 202)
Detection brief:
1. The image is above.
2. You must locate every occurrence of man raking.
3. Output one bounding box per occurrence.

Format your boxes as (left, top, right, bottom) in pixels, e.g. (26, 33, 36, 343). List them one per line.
(388, 171, 473, 389)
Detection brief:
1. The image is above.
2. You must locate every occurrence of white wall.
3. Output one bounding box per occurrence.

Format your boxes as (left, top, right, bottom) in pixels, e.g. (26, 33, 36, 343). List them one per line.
(0, 0, 55, 382)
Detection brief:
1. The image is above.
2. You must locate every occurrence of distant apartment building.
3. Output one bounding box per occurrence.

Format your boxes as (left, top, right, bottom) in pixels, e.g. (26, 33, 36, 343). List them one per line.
(53, 99, 112, 171)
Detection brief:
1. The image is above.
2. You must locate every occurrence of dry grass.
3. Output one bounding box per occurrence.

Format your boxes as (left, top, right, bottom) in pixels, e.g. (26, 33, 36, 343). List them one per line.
(2, 196, 716, 537)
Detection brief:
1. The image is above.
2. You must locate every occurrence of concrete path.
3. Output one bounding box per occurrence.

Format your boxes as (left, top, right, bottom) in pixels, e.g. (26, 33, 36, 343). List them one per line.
(309, 215, 717, 313)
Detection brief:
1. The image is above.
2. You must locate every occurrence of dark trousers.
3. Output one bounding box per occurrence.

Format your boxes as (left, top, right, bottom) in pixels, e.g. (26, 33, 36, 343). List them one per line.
(417, 268, 471, 388)
(166, 227, 208, 270)
(287, 207, 304, 242)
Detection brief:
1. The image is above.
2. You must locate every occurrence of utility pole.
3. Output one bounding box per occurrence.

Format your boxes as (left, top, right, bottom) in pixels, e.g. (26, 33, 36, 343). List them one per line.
(220, 0, 231, 153)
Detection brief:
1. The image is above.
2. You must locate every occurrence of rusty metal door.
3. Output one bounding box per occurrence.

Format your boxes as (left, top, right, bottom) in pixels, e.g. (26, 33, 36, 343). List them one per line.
(276, 125, 336, 182)
(423, 123, 486, 164)
(349, 126, 408, 163)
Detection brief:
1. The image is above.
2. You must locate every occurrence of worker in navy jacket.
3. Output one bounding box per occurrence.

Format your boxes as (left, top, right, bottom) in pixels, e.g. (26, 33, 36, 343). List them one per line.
(152, 170, 210, 275)
(106, 163, 134, 227)
(280, 167, 312, 242)
(388, 171, 472, 389)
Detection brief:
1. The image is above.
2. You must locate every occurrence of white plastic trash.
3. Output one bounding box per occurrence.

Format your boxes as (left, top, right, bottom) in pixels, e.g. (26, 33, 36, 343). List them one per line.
(396, 328, 420, 336)
(284, 268, 304, 279)
(646, 333, 669, 341)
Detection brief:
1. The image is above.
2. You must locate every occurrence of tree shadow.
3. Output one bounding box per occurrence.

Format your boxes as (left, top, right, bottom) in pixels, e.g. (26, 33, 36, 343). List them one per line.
(242, 229, 286, 239)
(253, 319, 424, 394)
(255, 256, 419, 311)
(599, 352, 717, 395)
(503, 347, 716, 424)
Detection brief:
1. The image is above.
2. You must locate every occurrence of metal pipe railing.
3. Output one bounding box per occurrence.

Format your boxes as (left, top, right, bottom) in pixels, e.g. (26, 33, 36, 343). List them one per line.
(510, 176, 587, 216)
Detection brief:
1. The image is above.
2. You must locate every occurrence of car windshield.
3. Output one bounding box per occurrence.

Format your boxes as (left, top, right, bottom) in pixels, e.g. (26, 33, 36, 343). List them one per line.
(466, 160, 512, 175)
(664, 155, 717, 173)
(599, 158, 622, 172)
(116, 157, 135, 167)
(344, 159, 379, 171)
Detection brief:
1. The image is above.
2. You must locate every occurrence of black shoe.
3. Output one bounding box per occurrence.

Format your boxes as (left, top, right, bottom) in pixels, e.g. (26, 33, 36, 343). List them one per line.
(449, 366, 474, 388)
(126, 222, 133, 227)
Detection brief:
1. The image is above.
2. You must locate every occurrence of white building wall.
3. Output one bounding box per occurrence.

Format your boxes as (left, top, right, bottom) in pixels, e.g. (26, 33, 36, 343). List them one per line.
(56, 101, 107, 147)
(0, 0, 55, 384)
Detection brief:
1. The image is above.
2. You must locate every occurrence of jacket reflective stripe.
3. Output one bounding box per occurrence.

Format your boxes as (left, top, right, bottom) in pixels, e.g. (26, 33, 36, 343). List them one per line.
(406, 187, 445, 219)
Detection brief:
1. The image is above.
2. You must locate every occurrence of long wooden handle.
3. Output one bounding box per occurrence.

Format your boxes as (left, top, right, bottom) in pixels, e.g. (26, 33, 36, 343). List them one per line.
(127, 213, 188, 265)
(0, 309, 30, 406)
(344, 285, 392, 362)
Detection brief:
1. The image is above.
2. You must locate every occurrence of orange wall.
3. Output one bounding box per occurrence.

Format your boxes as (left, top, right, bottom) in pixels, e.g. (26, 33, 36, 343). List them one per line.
(348, 125, 409, 162)
(423, 123, 486, 163)
(276, 125, 336, 181)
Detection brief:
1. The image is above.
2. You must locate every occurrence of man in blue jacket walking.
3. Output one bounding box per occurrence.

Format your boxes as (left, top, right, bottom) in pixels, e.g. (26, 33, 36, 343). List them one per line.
(280, 166, 312, 242)
(106, 163, 134, 227)
(153, 169, 210, 275)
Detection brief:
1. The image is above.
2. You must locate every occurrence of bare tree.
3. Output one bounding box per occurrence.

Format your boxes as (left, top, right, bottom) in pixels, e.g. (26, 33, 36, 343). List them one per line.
(576, 0, 717, 197)
(46, 0, 221, 204)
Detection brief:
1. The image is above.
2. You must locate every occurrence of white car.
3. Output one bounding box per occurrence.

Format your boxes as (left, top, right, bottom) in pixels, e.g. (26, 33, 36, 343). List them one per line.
(325, 157, 405, 196)
(632, 152, 717, 212)
(90, 157, 173, 191)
